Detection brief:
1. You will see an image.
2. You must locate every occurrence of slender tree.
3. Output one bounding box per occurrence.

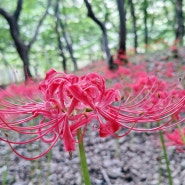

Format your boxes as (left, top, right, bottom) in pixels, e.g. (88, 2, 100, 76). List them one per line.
(0, 0, 51, 80)
(175, 0, 184, 45)
(84, 0, 116, 69)
(116, 0, 127, 64)
(54, 0, 67, 72)
(129, 0, 138, 54)
(55, 22, 67, 72)
(55, 0, 78, 71)
(143, 0, 148, 51)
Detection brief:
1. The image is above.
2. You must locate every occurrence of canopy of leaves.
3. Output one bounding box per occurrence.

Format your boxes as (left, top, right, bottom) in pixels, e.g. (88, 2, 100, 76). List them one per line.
(0, 0, 182, 84)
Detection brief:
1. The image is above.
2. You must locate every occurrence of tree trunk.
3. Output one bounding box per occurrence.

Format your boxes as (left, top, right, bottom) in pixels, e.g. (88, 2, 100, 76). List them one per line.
(143, 0, 148, 51)
(175, 0, 184, 45)
(16, 42, 32, 79)
(60, 19, 78, 71)
(0, 1, 32, 80)
(55, 0, 67, 72)
(116, 0, 127, 64)
(0, 0, 51, 81)
(55, 20, 67, 72)
(55, 0, 78, 71)
(129, 0, 138, 54)
(83, 0, 114, 69)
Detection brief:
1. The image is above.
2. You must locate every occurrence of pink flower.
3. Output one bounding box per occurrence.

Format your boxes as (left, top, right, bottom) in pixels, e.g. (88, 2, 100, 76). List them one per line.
(166, 128, 185, 145)
(165, 127, 185, 152)
(0, 70, 122, 159)
(0, 69, 185, 160)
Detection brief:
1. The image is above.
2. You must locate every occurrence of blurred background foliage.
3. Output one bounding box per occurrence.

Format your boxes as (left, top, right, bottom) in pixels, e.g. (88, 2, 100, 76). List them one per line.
(0, 0, 184, 84)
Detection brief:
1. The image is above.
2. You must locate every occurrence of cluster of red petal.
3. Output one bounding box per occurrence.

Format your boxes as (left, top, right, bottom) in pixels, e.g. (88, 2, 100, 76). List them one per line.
(166, 128, 185, 145)
(0, 69, 185, 160)
(165, 128, 185, 152)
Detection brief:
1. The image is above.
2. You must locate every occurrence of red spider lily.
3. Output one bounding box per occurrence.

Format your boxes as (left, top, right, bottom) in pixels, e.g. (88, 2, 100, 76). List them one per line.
(0, 69, 185, 160)
(0, 79, 40, 102)
(166, 128, 185, 145)
(165, 127, 185, 152)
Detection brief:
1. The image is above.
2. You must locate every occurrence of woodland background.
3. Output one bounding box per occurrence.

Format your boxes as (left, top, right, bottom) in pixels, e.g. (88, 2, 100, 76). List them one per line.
(0, 0, 184, 83)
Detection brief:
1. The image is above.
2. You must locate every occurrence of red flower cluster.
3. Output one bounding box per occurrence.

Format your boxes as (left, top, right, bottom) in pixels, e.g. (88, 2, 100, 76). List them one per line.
(0, 69, 185, 160)
(166, 128, 185, 145)
(166, 127, 185, 152)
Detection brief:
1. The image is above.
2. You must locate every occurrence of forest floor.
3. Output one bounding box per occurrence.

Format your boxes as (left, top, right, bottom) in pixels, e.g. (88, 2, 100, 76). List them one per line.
(1, 47, 185, 185)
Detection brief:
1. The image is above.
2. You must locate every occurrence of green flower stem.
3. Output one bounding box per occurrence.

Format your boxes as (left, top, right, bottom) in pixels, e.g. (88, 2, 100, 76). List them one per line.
(114, 138, 120, 158)
(158, 123, 173, 185)
(77, 128, 91, 185)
